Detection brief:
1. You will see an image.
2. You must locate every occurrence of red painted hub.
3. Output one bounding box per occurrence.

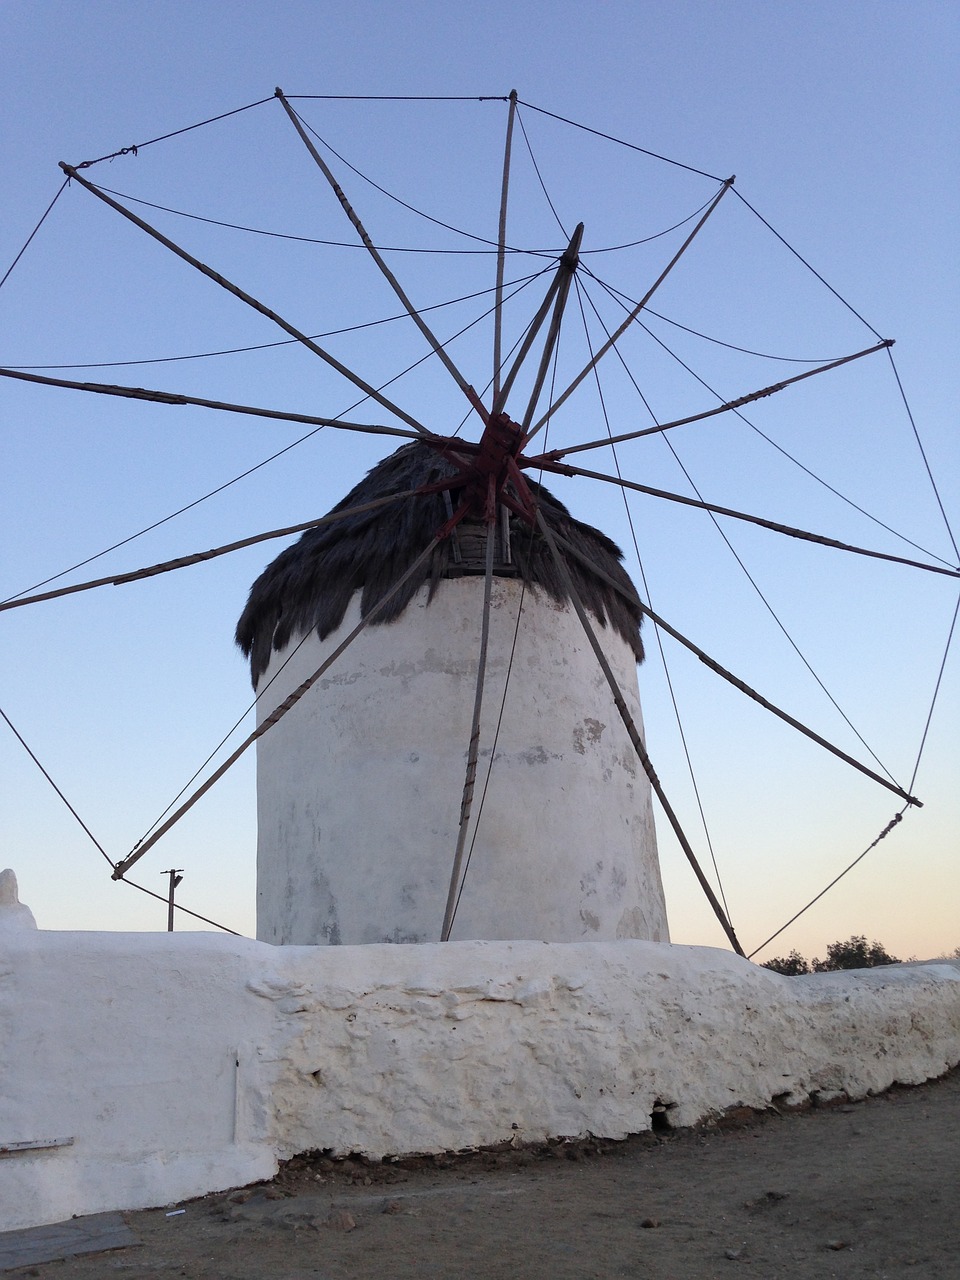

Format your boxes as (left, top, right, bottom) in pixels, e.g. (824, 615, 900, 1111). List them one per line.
(423, 411, 539, 537)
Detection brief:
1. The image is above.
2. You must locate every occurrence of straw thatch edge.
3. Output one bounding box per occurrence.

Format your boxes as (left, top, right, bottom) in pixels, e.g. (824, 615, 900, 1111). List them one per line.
(236, 443, 644, 685)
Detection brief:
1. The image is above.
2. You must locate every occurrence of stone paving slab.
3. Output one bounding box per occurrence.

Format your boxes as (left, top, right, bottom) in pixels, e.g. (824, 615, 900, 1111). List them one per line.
(0, 1211, 137, 1271)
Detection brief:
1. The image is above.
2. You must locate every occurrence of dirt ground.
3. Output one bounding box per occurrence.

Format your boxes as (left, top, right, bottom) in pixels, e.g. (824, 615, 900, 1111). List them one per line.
(13, 1067, 960, 1280)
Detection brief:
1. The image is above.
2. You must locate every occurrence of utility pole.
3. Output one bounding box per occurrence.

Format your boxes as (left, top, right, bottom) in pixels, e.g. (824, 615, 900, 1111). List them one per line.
(162, 869, 183, 931)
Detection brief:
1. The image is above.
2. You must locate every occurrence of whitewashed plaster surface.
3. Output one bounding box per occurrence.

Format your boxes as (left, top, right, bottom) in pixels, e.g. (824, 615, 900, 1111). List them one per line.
(2, 878, 959, 1231)
(254, 580, 667, 946)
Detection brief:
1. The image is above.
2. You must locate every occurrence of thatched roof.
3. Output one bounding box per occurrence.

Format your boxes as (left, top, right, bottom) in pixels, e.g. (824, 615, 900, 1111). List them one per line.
(236, 442, 644, 685)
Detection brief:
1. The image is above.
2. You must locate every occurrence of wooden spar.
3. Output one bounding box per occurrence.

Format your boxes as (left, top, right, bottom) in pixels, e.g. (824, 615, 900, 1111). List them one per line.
(441, 490, 498, 941)
(490, 223, 583, 421)
(0, 367, 424, 440)
(527, 340, 896, 460)
(492, 97, 520, 566)
(58, 162, 432, 438)
(533, 509, 746, 956)
(533, 457, 959, 578)
(0, 489, 424, 613)
(547, 527, 923, 809)
(274, 88, 487, 426)
(525, 176, 736, 442)
(633, 596, 924, 809)
(518, 223, 583, 434)
(493, 90, 518, 404)
(112, 535, 444, 881)
(490, 267, 565, 415)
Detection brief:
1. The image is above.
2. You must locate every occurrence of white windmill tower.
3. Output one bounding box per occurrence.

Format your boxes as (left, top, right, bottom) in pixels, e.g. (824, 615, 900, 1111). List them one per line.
(236, 437, 670, 946)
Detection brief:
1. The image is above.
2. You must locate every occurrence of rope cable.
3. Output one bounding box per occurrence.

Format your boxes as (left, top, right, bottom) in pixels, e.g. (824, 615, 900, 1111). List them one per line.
(5, 283, 849, 378)
(905, 590, 960, 796)
(648, 320, 953, 569)
(94, 183, 509, 255)
(514, 99, 725, 183)
(730, 188, 884, 340)
(0, 179, 69, 293)
(885, 347, 959, 562)
(0, 704, 115, 868)
(450, 580, 528, 932)
(440, 502, 497, 940)
(532, 460, 957, 580)
(62, 164, 439, 439)
(2, 430, 332, 603)
(641, 305, 850, 365)
(119, 876, 242, 934)
(515, 105, 569, 239)
(77, 179, 719, 260)
(286, 94, 510, 101)
(527, 178, 735, 443)
(71, 97, 275, 170)
(746, 808, 908, 959)
(280, 94, 486, 428)
(5, 268, 543, 372)
(577, 197, 720, 255)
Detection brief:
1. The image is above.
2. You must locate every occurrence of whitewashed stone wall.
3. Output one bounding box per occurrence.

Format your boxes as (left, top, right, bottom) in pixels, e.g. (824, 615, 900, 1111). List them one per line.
(2, 883, 959, 1232)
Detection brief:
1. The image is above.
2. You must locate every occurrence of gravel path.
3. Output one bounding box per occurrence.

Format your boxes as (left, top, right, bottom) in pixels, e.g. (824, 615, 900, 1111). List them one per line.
(13, 1067, 959, 1279)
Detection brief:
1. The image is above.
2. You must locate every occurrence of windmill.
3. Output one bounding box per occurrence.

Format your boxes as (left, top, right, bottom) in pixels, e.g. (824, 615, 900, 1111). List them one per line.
(1, 90, 954, 955)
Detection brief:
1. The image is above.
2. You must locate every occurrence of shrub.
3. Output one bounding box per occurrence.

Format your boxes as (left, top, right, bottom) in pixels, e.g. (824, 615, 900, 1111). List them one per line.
(761, 949, 811, 976)
(760, 936, 903, 975)
(811, 935, 901, 972)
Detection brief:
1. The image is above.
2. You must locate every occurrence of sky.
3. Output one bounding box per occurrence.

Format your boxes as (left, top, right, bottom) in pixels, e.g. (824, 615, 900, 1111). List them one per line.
(1, 0, 957, 964)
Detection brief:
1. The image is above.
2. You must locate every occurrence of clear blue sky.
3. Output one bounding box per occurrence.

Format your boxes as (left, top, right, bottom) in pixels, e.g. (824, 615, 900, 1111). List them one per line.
(1, 1, 957, 962)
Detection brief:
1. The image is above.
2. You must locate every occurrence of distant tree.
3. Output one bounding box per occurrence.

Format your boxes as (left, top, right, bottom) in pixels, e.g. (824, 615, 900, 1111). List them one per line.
(812, 935, 901, 972)
(761, 949, 811, 976)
